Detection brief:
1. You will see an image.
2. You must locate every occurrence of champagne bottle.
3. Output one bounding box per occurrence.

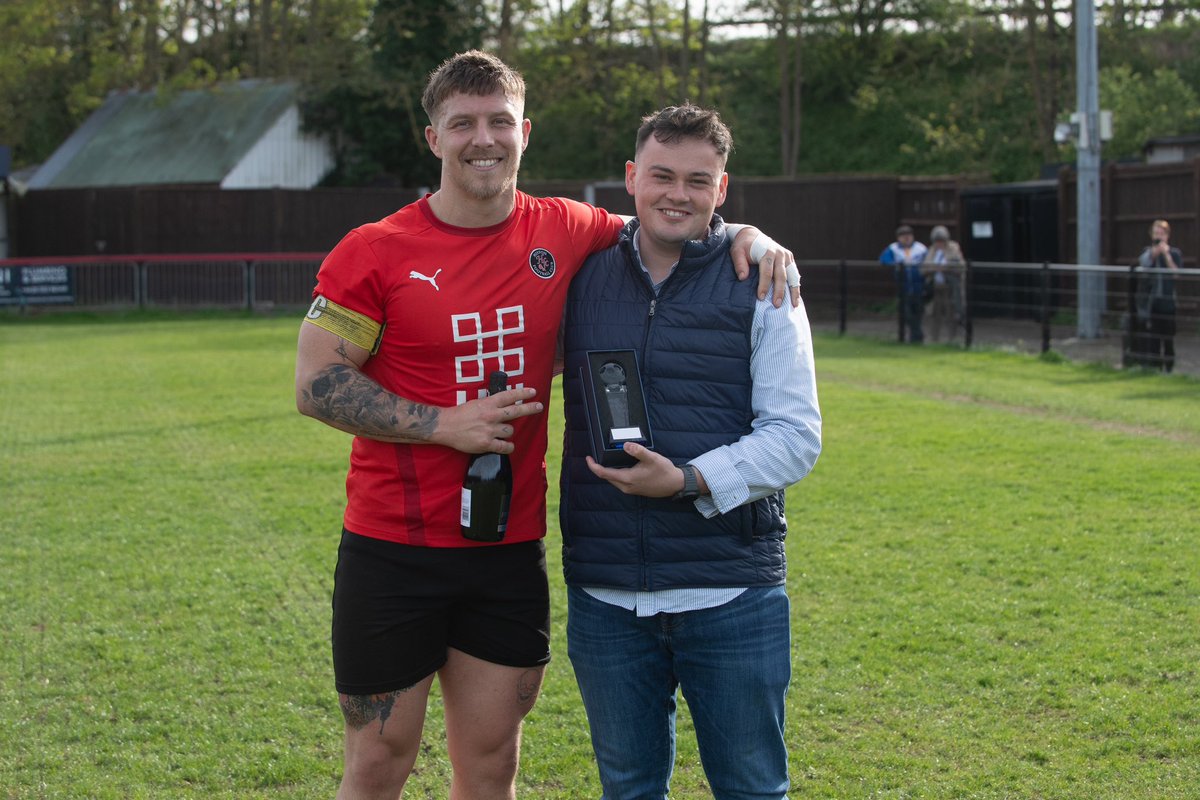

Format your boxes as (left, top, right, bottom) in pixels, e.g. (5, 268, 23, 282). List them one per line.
(460, 371, 513, 542)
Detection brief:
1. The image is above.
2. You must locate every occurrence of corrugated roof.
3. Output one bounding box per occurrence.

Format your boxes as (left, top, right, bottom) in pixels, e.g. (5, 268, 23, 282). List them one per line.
(31, 80, 300, 188)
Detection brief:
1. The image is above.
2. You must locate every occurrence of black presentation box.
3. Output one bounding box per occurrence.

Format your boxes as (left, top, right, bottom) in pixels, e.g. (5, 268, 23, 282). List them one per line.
(580, 349, 653, 467)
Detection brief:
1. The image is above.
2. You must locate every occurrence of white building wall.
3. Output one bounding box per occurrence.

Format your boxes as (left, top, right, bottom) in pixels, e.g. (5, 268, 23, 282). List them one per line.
(1143, 136, 1200, 165)
(1145, 144, 1185, 165)
(222, 105, 335, 189)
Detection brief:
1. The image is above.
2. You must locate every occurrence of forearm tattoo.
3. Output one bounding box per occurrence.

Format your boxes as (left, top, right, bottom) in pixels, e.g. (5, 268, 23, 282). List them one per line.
(304, 363, 439, 441)
(340, 690, 405, 734)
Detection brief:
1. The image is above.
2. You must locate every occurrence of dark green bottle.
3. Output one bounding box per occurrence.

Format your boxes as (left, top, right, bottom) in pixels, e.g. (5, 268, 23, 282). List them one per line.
(460, 371, 512, 542)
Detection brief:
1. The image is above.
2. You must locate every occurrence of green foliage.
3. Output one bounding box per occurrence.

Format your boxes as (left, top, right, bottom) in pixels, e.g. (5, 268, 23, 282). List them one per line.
(1, 0, 379, 167)
(1, 318, 1197, 798)
(1104, 18, 1200, 88)
(788, 20, 1068, 181)
(305, 0, 486, 186)
(4, 2, 1200, 183)
(0, 0, 73, 163)
(519, 49, 665, 179)
(1100, 65, 1200, 160)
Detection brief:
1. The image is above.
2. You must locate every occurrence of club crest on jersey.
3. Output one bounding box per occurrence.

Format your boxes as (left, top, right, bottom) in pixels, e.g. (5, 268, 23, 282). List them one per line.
(528, 248, 556, 279)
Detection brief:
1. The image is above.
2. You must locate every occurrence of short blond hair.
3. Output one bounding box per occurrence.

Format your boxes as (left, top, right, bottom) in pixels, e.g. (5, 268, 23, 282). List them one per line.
(1151, 219, 1170, 236)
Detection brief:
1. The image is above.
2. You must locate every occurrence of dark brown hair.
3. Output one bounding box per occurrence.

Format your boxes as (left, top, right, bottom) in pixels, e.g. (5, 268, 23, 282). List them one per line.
(634, 104, 733, 160)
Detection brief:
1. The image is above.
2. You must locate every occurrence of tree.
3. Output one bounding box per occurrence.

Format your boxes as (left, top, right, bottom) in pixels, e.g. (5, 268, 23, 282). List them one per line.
(760, 0, 804, 176)
(1017, 0, 1071, 166)
(6, 0, 1200, 186)
(1099, 65, 1200, 160)
(0, 0, 71, 164)
(305, 0, 485, 186)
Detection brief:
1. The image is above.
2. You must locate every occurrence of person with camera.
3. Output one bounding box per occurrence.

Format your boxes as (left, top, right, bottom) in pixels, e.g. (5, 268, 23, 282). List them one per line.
(1135, 219, 1182, 372)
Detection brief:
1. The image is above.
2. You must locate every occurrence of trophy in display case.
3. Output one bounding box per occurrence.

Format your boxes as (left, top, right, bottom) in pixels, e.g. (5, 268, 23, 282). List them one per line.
(580, 350, 653, 467)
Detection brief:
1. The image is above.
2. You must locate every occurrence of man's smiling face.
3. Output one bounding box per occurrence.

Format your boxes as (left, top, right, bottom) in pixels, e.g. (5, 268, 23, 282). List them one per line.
(625, 134, 728, 260)
(426, 90, 530, 202)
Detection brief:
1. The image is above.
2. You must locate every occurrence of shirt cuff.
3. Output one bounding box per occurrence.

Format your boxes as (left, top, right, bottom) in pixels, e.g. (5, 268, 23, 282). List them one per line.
(689, 450, 749, 519)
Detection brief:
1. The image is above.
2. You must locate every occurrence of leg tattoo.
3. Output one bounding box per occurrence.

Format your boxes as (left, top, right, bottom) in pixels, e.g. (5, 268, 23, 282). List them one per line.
(340, 689, 408, 734)
(516, 669, 541, 705)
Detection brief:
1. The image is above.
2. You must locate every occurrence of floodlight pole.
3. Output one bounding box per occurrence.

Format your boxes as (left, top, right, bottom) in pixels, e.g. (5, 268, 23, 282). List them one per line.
(1075, 0, 1103, 338)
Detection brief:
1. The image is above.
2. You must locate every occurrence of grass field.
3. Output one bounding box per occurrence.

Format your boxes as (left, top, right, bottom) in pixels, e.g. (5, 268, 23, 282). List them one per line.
(1, 314, 1197, 799)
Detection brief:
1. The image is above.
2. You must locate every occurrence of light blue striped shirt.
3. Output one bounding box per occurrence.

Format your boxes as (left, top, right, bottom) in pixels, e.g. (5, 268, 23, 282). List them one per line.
(585, 229, 823, 617)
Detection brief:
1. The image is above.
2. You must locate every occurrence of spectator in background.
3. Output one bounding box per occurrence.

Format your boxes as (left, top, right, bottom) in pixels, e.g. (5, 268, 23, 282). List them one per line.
(927, 225, 965, 343)
(1135, 219, 1181, 373)
(879, 225, 928, 344)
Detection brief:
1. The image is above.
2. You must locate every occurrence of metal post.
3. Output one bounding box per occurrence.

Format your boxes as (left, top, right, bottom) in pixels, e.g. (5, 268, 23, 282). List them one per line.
(244, 260, 254, 311)
(1123, 263, 1137, 368)
(1075, 0, 1104, 337)
(15, 265, 27, 313)
(897, 272, 906, 343)
(1040, 261, 1051, 353)
(963, 260, 973, 349)
(135, 261, 145, 309)
(838, 260, 848, 335)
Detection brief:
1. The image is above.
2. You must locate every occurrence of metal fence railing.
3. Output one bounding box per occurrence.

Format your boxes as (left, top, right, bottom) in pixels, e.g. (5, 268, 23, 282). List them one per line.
(3, 254, 1196, 375)
(796, 259, 1198, 375)
(0, 253, 326, 312)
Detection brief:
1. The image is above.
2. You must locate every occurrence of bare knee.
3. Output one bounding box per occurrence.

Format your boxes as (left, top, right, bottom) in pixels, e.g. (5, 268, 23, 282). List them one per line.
(447, 737, 521, 800)
(442, 662, 544, 799)
(340, 743, 416, 799)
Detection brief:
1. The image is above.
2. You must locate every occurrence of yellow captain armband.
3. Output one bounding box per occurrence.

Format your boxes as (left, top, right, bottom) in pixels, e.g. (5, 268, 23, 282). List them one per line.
(304, 295, 385, 354)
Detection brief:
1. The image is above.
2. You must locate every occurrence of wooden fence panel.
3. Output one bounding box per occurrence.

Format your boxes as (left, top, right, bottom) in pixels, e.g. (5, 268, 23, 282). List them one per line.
(9, 179, 957, 261)
(1061, 158, 1199, 267)
(13, 161, 1198, 322)
(14, 190, 94, 255)
(255, 259, 322, 308)
(143, 258, 246, 307)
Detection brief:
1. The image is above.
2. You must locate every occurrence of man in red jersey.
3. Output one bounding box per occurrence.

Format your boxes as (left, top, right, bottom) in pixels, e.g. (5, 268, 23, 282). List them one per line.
(295, 50, 796, 800)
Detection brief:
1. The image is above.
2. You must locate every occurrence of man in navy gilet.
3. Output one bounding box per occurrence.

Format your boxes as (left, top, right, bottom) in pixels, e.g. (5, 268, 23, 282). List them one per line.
(559, 104, 823, 800)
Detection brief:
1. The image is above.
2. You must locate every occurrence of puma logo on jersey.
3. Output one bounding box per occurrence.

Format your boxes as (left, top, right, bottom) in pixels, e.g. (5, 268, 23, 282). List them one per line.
(409, 269, 442, 291)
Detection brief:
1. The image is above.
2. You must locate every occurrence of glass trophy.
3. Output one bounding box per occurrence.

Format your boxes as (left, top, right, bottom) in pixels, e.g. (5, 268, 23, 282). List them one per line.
(582, 350, 652, 466)
(599, 361, 631, 430)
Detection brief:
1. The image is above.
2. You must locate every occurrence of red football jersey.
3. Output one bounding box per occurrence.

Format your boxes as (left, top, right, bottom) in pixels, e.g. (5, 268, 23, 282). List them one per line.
(312, 192, 623, 547)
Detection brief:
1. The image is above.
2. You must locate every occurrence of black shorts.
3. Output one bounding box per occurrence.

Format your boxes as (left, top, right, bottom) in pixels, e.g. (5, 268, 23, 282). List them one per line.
(331, 529, 551, 696)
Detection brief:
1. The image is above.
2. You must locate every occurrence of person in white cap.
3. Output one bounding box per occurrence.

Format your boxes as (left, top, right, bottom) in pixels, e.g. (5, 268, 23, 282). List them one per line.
(927, 224, 965, 343)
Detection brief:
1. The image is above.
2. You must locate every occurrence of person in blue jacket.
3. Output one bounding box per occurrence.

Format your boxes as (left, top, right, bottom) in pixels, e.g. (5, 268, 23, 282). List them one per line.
(880, 224, 929, 343)
(558, 103, 823, 800)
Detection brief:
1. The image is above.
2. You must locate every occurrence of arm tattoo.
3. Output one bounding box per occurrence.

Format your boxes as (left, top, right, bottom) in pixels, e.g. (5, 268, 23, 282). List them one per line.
(304, 364, 439, 441)
(339, 690, 406, 734)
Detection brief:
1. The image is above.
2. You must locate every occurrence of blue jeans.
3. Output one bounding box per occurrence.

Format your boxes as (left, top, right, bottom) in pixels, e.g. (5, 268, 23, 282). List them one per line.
(567, 585, 792, 800)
